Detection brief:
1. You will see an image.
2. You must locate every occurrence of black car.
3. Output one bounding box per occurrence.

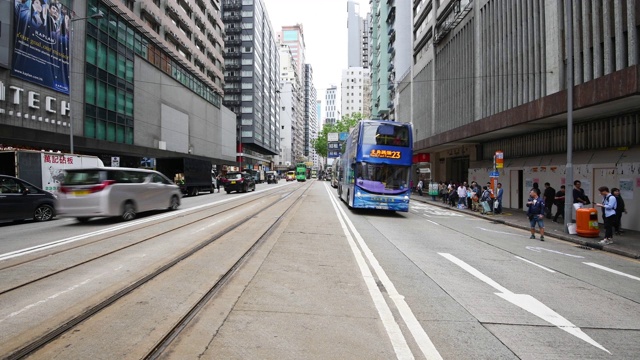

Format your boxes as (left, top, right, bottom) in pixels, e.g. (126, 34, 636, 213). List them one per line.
(223, 172, 256, 193)
(0, 175, 56, 222)
(266, 173, 277, 184)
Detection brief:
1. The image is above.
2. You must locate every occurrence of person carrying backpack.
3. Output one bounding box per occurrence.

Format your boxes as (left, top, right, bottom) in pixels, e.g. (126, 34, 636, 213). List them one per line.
(526, 189, 546, 241)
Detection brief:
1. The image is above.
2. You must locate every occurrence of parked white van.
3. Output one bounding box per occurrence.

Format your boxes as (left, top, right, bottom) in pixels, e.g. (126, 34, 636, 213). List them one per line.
(56, 167, 181, 222)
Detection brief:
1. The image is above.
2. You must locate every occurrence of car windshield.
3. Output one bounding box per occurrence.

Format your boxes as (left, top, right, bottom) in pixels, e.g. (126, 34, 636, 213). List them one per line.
(354, 162, 410, 194)
(226, 173, 243, 180)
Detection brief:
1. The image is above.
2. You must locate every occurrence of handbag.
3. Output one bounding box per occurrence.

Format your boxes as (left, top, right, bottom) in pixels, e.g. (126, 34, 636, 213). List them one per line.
(583, 196, 591, 205)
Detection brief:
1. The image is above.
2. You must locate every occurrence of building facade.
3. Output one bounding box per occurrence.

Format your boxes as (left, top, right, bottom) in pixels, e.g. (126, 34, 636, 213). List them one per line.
(369, 0, 391, 119)
(324, 85, 339, 126)
(2, 0, 236, 169)
(401, 0, 640, 230)
(278, 41, 304, 162)
(341, 67, 371, 118)
(304, 64, 318, 166)
(274, 82, 294, 170)
(222, 0, 280, 171)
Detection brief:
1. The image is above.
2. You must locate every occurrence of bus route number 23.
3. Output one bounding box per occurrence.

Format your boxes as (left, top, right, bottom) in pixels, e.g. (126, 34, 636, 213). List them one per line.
(369, 149, 401, 159)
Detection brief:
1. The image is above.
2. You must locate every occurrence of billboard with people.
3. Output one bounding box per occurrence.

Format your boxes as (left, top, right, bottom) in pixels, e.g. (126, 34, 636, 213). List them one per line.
(12, 0, 71, 93)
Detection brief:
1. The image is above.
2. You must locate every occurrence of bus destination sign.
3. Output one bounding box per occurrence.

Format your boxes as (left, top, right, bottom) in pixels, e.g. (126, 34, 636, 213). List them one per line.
(369, 149, 401, 159)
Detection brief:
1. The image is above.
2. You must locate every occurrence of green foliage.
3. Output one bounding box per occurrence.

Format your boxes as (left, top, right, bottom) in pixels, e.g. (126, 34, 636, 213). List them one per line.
(312, 113, 363, 157)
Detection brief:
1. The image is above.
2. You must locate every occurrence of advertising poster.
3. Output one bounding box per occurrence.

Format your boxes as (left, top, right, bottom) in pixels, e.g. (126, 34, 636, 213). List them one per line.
(12, 0, 71, 94)
(0, 0, 11, 68)
(41, 153, 103, 192)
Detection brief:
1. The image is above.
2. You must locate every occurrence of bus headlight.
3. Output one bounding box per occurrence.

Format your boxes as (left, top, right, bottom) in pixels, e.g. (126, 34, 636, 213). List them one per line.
(404, 195, 409, 202)
(356, 191, 362, 198)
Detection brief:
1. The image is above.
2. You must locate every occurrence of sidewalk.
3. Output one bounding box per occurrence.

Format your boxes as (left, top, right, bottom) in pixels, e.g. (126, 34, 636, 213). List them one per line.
(411, 194, 640, 260)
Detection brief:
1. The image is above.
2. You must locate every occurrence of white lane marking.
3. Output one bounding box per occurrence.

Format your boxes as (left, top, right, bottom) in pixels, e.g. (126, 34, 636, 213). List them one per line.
(440, 253, 609, 354)
(0, 274, 101, 324)
(325, 184, 443, 360)
(0, 184, 293, 262)
(514, 256, 556, 273)
(410, 203, 463, 217)
(583, 262, 640, 282)
(476, 227, 520, 236)
(324, 185, 414, 359)
(526, 246, 585, 259)
(426, 219, 440, 226)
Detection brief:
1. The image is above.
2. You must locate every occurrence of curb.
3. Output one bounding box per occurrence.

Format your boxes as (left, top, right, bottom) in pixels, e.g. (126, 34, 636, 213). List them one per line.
(411, 196, 640, 260)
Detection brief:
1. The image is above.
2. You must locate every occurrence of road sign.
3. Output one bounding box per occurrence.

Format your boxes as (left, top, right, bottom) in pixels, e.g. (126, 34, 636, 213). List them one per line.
(328, 132, 339, 142)
(339, 132, 348, 141)
(490, 171, 500, 177)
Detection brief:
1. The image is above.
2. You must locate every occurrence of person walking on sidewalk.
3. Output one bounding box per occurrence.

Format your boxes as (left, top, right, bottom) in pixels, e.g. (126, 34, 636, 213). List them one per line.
(416, 179, 423, 196)
(553, 185, 565, 222)
(526, 189, 546, 241)
(611, 187, 626, 235)
(596, 186, 617, 245)
(495, 183, 504, 214)
(543, 182, 556, 219)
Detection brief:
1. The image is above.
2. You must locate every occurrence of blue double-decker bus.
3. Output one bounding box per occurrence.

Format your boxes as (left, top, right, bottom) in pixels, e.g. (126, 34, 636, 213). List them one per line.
(337, 120, 413, 212)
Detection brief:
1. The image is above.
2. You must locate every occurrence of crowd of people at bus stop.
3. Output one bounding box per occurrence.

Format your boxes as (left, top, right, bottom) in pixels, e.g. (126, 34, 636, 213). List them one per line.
(414, 179, 627, 244)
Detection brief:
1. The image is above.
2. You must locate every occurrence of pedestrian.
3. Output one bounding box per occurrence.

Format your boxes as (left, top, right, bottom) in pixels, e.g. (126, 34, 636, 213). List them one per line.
(611, 188, 626, 235)
(495, 183, 504, 214)
(479, 186, 491, 214)
(215, 174, 222, 193)
(553, 185, 565, 222)
(416, 179, 423, 196)
(526, 189, 546, 241)
(595, 186, 617, 245)
(543, 182, 556, 219)
(457, 182, 467, 208)
(531, 182, 541, 196)
(572, 180, 589, 206)
(470, 181, 480, 211)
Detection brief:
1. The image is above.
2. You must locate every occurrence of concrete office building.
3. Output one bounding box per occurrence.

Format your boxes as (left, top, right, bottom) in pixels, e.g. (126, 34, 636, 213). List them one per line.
(278, 42, 304, 163)
(401, 0, 640, 231)
(341, 67, 371, 118)
(387, 1, 412, 121)
(348, 0, 370, 68)
(278, 25, 306, 163)
(222, 0, 280, 170)
(304, 64, 318, 166)
(324, 85, 340, 126)
(1, 0, 236, 168)
(274, 82, 294, 170)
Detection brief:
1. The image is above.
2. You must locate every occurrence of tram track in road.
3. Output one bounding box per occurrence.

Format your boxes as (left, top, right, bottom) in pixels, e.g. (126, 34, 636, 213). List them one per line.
(0, 183, 299, 295)
(2, 181, 312, 360)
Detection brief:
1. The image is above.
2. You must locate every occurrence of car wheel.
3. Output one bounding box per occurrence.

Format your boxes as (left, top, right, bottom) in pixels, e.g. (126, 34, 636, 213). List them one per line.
(191, 187, 199, 197)
(168, 195, 180, 210)
(122, 202, 136, 221)
(226, 190, 231, 194)
(34, 204, 54, 222)
(77, 217, 91, 223)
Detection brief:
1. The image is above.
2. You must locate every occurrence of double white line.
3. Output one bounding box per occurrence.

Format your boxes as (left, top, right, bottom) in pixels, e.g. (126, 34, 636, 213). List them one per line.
(324, 183, 442, 360)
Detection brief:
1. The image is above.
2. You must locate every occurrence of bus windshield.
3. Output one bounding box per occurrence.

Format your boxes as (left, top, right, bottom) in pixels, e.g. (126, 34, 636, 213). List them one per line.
(354, 162, 410, 194)
(362, 122, 410, 147)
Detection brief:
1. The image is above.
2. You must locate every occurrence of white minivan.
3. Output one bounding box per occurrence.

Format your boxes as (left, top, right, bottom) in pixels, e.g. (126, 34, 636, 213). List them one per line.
(56, 167, 181, 222)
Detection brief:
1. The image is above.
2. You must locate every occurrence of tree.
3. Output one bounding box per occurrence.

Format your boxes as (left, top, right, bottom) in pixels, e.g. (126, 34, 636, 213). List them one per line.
(312, 113, 363, 157)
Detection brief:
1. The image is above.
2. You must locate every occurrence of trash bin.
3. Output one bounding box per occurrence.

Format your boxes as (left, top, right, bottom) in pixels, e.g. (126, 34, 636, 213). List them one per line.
(576, 207, 599, 238)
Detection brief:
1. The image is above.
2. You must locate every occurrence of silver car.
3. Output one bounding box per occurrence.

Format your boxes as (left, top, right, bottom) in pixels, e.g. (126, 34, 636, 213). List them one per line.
(56, 167, 181, 222)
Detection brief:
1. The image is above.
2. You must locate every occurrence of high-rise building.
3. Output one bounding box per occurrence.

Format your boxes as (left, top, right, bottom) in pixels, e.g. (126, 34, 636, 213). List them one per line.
(278, 25, 306, 163)
(369, 0, 391, 119)
(222, 0, 281, 169)
(274, 82, 294, 169)
(2, 0, 236, 167)
(341, 67, 370, 118)
(386, 1, 411, 121)
(304, 64, 318, 166)
(324, 85, 339, 126)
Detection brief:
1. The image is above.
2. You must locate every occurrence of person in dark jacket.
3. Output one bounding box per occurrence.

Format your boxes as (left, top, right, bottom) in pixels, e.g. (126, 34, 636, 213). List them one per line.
(543, 182, 556, 219)
(526, 189, 546, 241)
(573, 180, 589, 205)
(553, 185, 565, 222)
(611, 187, 626, 235)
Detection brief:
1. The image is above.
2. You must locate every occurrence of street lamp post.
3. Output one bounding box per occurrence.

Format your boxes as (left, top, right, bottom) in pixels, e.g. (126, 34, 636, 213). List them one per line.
(69, 12, 104, 154)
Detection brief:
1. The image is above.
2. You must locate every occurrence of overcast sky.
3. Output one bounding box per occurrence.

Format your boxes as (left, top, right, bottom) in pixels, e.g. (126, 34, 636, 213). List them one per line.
(262, 0, 369, 106)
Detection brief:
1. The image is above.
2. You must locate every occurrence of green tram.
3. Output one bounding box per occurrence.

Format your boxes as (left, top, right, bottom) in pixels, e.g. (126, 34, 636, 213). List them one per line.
(295, 163, 307, 182)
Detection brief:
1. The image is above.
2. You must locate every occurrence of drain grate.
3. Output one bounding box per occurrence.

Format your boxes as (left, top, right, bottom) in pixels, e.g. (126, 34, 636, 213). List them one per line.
(576, 245, 593, 250)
